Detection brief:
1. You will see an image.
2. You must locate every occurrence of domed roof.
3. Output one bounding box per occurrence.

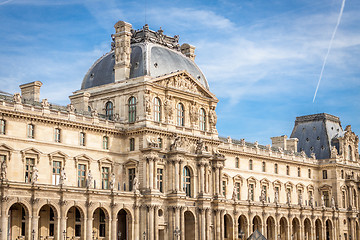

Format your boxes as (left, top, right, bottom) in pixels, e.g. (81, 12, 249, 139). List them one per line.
(81, 26, 209, 90)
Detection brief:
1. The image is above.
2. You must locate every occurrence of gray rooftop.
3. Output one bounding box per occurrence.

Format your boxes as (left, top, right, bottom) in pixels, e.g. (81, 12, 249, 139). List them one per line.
(81, 26, 209, 90)
(290, 113, 344, 159)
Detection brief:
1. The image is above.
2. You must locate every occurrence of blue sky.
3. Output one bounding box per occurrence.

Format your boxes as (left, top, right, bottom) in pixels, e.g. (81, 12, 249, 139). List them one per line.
(0, 0, 359, 145)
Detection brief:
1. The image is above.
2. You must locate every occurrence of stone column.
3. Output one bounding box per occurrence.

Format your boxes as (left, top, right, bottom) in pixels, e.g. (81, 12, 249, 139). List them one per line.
(206, 208, 211, 240)
(219, 167, 224, 197)
(174, 161, 180, 192)
(31, 204, 39, 240)
(179, 160, 183, 192)
(215, 210, 221, 239)
(199, 163, 204, 194)
(168, 207, 174, 239)
(134, 205, 140, 240)
(86, 208, 93, 240)
(199, 208, 206, 240)
(1, 207, 7, 240)
(111, 209, 117, 240)
(153, 161, 157, 190)
(154, 206, 159, 240)
(149, 205, 154, 240)
(180, 207, 185, 240)
(214, 167, 220, 197)
(149, 160, 154, 191)
(59, 215, 67, 240)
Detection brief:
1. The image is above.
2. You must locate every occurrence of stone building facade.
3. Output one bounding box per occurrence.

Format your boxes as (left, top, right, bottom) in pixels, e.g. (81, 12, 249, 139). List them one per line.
(0, 21, 359, 240)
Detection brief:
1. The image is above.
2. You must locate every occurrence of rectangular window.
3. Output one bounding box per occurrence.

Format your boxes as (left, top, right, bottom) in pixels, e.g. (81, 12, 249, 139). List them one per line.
(262, 185, 267, 202)
(275, 186, 280, 200)
(128, 168, 135, 191)
(342, 191, 346, 208)
(249, 184, 254, 201)
(235, 182, 241, 200)
(249, 159, 253, 170)
(103, 136, 109, 150)
(286, 166, 290, 175)
(222, 181, 227, 196)
(77, 164, 86, 187)
(0, 119, 5, 135)
(25, 158, 35, 183)
(308, 169, 311, 178)
(80, 132, 85, 146)
(274, 163, 278, 174)
(235, 157, 239, 168)
(323, 170, 328, 179)
(297, 167, 301, 177)
(27, 124, 34, 139)
(323, 191, 329, 207)
(52, 161, 61, 185)
(262, 162, 266, 172)
(102, 167, 109, 189)
(130, 138, 135, 151)
(298, 190, 302, 204)
(157, 168, 163, 192)
(54, 128, 61, 143)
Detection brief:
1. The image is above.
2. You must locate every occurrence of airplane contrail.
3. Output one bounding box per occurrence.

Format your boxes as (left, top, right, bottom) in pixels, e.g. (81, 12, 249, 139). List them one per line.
(0, 0, 13, 6)
(313, 0, 346, 103)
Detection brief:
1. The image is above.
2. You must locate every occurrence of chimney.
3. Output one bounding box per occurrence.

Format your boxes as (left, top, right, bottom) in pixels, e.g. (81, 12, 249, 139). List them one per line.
(271, 135, 287, 150)
(112, 21, 132, 81)
(19, 81, 43, 102)
(181, 43, 196, 61)
(69, 92, 91, 112)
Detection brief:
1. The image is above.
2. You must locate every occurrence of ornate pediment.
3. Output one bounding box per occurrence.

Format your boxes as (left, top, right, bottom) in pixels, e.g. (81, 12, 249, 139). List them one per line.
(152, 71, 216, 99)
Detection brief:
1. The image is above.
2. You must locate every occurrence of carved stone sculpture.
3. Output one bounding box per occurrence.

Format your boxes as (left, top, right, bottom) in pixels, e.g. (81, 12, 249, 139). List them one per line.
(300, 150, 306, 158)
(13, 93, 21, 104)
(232, 187, 237, 201)
(110, 172, 116, 190)
(195, 139, 205, 154)
(274, 191, 279, 203)
(91, 109, 98, 117)
(31, 167, 39, 183)
(209, 106, 217, 127)
(240, 139, 246, 147)
(248, 189, 253, 201)
(87, 170, 93, 188)
(0, 157, 7, 180)
(321, 195, 325, 207)
(331, 196, 336, 209)
(260, 189, 266, 202)
(147, 136, 159, 148)
(60, 167, 67, 185)
(189, 102, 198, 123)
(309, 194, 314, 207)
(67, 104, 75, 113)
(144, 94, 151, 114)
(310, 152, 316, 160)
(331, 146, 338, 158)
(164, 97, 173, 119)
(41, 99, 50, 108)
(287, 190, 291, 204)
(133, 177, 140, 193)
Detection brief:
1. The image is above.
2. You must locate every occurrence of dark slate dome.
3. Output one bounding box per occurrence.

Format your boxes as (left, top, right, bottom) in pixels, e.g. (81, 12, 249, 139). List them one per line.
(81, 26, 209, 90)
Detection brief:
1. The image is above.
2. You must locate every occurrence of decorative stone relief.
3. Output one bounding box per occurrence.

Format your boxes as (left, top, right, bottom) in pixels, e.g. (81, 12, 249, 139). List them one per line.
(209, 106, 217, 127)
(41, 99, 50, 108)
(164, 96, 173, 120)
(13, 93, 21, 104)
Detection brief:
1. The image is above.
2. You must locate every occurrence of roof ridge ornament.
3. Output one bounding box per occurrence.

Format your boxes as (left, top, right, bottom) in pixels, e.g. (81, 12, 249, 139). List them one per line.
(131, 25, 180, 51)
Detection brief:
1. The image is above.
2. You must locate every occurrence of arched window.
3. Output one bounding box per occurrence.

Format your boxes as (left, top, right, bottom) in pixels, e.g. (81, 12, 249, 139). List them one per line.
(199, 108, 206, 131)
(183, 166, 191, 197)
(105, 101, 113, 120)
(128, 97, 136, 123)
(154, 97, 161, 122)
(177, 103, 184, 126)
(348, 145, 353, 161)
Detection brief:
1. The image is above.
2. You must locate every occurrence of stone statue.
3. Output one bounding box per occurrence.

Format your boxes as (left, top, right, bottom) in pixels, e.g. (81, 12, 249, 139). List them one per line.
(260, 188, 266, 202)
(299, 192, 303, 206)
(321, 195, 325, 207)
(287, 190, 291, 204)
(144, 94, 151, 114)
(309, 194, 314, 207)
(147, 136, 159, 148)
(31, 167, 39, 183)
(87, 170, 93, 188)
(331, 196, 336, 209)
(248, 189, 253, 201)
(195, 139, 205, 154)
(310, 152, 316, 160)
(41, 99, 50, 108)
(189, 102, 198, 123)
(133, 177, 140, 193)
(254, 141, 259, 149)
(91, 109, 98, 117)
(13, 93, 21, 104)
(331, 146, 338, 158)
(164, 97, 173, 119)
(110, 172, 116, 190)
(67, 104, 75, 112)
(170, 135, 181, 151)
(300, 150, 306, 158)
(232, 187, 237, 201)
(60, 167, 67, 185)
(240, 139, 246, 147)
(0, 157, 7, 180)
(209, 106, 217, 126)
(274, 190, 279, 203)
